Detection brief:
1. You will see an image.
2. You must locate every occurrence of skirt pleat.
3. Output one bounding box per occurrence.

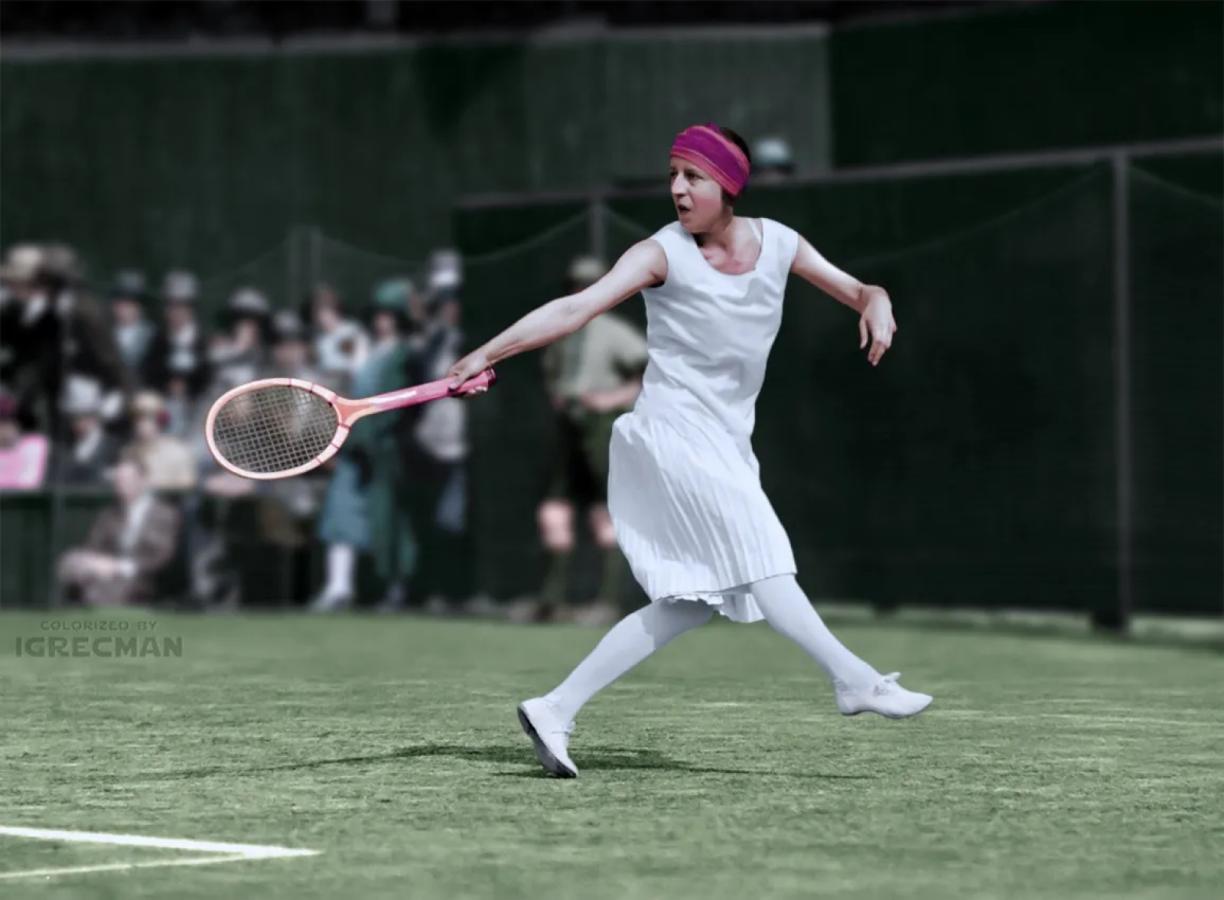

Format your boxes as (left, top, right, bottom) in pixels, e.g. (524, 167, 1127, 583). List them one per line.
(607, 408, 797, 623)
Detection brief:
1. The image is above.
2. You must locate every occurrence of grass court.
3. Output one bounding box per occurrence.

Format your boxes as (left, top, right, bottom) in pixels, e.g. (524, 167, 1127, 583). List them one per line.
(1, 611, 1221, 899)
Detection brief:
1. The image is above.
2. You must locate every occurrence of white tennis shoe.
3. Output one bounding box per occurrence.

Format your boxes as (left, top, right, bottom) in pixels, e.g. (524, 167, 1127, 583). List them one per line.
(517, 697, 578, 778)
(835, 672, 933, 719)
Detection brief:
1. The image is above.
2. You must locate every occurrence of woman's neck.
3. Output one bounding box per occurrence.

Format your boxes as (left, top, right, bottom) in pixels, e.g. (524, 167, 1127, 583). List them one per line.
(695, 211, 741, 251)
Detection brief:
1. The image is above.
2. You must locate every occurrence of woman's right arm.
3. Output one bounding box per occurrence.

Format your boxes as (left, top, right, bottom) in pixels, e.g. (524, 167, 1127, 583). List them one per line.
(446, 239, 666, 389)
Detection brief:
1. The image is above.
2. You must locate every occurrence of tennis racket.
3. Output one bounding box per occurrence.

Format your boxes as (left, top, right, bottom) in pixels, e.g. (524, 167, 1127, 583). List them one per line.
(204, 368, 497, 480)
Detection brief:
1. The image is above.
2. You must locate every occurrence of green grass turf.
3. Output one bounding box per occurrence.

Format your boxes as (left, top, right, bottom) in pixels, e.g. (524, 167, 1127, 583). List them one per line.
(1, 611, 1221, 900)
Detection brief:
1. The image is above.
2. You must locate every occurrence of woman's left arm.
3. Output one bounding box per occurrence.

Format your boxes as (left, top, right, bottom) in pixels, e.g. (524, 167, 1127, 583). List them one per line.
(791, 235, 898, 368)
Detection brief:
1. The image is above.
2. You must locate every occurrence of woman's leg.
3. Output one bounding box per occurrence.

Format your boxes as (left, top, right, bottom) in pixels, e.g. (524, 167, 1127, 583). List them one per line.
(749, 573, 879, 691)
(543, 599, 713, 722)
(752, 574, 934, 717)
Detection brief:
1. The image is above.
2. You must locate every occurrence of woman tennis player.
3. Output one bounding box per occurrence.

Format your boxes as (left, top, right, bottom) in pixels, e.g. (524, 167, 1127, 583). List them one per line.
(446, 123, 932, 778)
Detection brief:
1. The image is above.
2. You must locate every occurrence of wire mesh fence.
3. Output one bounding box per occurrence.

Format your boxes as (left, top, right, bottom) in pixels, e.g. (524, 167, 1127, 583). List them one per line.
(3, 147, 1220, 619)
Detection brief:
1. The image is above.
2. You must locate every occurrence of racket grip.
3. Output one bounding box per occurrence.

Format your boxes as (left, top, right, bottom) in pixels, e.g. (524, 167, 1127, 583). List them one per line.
(447, 367, 498, 396)
(364, 368, 498, 414)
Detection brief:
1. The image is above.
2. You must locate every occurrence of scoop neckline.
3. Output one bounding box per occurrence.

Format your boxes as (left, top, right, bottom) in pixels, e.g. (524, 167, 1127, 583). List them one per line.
(686, 217, 766, 279)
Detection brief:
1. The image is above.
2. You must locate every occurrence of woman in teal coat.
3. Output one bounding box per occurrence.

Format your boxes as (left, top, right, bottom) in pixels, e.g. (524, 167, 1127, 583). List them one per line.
(312, 280, 419, 611)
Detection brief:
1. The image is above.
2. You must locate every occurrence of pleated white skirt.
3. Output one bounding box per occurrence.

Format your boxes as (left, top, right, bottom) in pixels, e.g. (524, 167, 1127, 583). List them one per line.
(607, 407, 797, 623)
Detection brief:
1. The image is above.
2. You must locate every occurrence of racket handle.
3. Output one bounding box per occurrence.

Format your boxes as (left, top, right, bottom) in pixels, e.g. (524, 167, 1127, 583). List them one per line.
(367, 367, 497, 411)
(449, 367, 498, 396)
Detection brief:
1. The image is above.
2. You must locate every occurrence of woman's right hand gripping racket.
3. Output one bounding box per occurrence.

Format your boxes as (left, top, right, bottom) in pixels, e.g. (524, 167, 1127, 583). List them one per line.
(205, 368, 496, 480)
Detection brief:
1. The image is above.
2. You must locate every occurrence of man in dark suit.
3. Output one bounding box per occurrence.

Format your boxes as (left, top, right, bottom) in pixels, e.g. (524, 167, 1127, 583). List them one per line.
(0, 244, 128, 438)
(56, 454, 181, 607)
(0, 244, 62, 434)
(143, 270, 211, 399)
(42, 244, 130, 421)
(54, 377, 120, 486)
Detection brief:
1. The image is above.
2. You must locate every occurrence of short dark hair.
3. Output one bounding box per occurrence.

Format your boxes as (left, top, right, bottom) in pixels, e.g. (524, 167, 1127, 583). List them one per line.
(716, 126, 752, 206)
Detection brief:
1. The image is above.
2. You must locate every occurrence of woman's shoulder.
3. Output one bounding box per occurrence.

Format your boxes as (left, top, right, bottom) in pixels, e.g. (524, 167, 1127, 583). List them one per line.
(757, 218, 801, 271)
(641, 222, 690, 269)
(648, 221, 688, 244)
(758, 216, 797, 237)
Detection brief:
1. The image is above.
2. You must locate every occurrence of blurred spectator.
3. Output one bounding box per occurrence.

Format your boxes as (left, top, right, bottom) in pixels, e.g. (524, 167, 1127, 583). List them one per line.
(124, 390, 197, 491)
(310, 283, 369, 389)
(402, 252, 474, 611)
(312, 278, 418, 612)
(256, 309, 328, 602)
(265, 310, 322, 381)
(209, 286, 270, 391)
(55, 454, 180, 607)
(752, 135, 796, 181)
(189, 465, 254, 610)
(143, 270, 211, 437)
(183, 288, 274, 607)
(531, 255, 647, 624)
(42, 243, 129, 425)
(0, 390, 49, 489)
(0, 244, 62, 433)
(109, 269, 156, 374)
(55, 377, 120, 486)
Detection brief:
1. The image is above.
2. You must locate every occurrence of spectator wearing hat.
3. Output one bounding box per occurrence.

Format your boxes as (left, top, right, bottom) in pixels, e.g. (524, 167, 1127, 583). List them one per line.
(208, 286, 270, 392)
(55, 453, 181, 607)
(0, 244, 62, 433)
(186, 286, 272, 483)
(0, 390, 49, 490)
(312, 278, 419, 612)
(752, 135, 796, 181)
(41, 243, 129, 425)
(123, 390, 196, 491)
(143, 271, 211, 436)
(402, 253, 474, 611)
(531, 255, 648, 624)
(109, 269, 156, 375)
(265, 310, 323, 382)
(310, 283, 369, 391)
(256, 309, 329, 602)
(54, 376, 120, 486)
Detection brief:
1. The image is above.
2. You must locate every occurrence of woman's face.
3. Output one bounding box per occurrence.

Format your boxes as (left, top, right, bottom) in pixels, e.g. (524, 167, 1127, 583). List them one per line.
(669, 155, 725, 233)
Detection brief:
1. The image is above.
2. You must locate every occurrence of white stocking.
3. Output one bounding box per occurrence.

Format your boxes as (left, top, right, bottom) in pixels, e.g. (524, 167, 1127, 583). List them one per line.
(750, 573, 878, 690)
(544, 599, 713, 722)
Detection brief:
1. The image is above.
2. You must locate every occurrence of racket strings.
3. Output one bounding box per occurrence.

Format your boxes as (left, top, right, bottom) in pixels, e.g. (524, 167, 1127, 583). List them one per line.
(212, 385, 339, 475)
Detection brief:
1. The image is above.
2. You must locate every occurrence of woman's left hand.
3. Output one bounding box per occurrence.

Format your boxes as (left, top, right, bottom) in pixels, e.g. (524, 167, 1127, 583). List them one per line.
(859, 296, 897, 367)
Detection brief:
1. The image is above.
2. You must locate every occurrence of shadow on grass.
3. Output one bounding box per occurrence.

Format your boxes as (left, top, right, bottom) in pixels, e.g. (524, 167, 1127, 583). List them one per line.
(134, 744, 871, 781)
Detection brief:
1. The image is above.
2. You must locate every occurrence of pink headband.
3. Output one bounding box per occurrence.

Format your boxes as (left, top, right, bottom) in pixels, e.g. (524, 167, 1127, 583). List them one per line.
(670, 124, 751, 198)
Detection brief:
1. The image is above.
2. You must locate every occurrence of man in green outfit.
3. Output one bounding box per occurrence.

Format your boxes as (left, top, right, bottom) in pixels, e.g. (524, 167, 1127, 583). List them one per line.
(534, 256, 648, 625)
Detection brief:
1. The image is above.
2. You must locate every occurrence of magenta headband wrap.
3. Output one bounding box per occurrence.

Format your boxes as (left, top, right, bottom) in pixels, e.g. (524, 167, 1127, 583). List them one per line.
(670, 124, 751, 198)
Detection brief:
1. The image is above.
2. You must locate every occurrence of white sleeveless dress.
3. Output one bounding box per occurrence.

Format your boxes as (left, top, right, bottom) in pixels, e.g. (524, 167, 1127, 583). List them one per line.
(607, 217, 801, 623)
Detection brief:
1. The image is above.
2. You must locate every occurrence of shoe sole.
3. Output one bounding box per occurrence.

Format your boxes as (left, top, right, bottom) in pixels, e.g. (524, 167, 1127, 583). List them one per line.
(516, 705, 577, 778)
(840, 696, 934, 719)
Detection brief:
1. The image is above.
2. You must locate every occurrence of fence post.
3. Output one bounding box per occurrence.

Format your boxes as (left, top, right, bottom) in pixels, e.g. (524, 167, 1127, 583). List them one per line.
(310, 226, 323, 294)
(1095, 153, 1133, 632)
(589, 192, 606, 262)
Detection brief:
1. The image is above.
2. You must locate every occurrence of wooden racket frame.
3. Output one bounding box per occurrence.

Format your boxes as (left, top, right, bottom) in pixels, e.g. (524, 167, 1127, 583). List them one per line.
(204, 368, 497, 481)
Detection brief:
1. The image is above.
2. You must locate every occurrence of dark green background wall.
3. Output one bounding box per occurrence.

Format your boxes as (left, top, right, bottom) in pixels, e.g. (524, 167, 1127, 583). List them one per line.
(832, 0, 1223, 165)
(0, 30, 831, 294)
(454, 153, 1222, 615)
(2, 2, 1220, 613)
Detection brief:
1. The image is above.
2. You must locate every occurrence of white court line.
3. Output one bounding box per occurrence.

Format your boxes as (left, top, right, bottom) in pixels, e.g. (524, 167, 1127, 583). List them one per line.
(0, 855, 251, 881)
(0, 826, 318, 881)
(932, 711, 1221, 728)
